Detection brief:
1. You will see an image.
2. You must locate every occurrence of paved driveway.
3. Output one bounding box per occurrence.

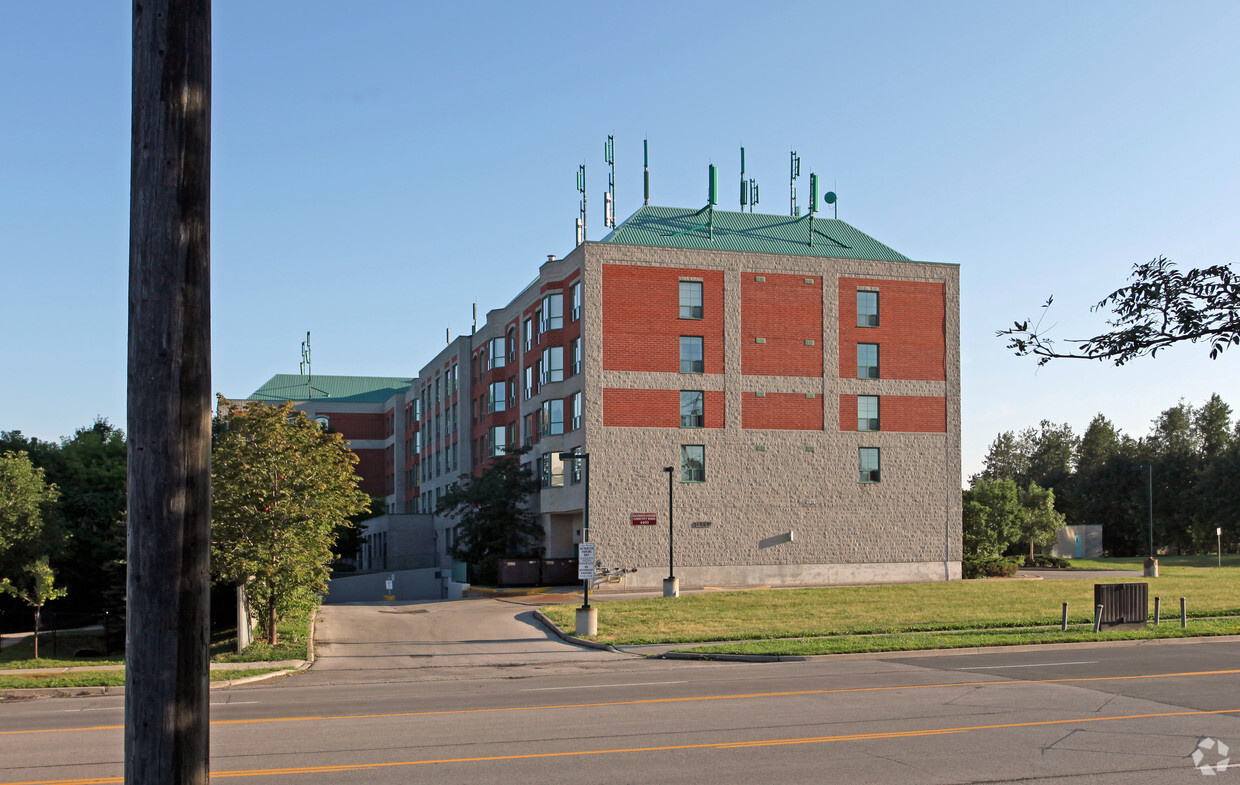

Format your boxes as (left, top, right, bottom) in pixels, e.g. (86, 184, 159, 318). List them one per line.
(299, 598, 629, 684)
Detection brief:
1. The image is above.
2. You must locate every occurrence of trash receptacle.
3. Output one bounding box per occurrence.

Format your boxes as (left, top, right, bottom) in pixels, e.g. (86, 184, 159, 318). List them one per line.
(1094, 583, 1148, 629)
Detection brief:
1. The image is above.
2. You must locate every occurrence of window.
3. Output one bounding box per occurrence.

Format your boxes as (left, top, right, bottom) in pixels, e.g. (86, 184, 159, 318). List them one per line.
(680, 391, 705, 428)
(541, 452, 564, 488)
(507, 329, 517, 362)
(681, 445, 705, 482)
(524, 366, 535, 399)
(857, 290, 879, 327)
(314, 415, 330, 430)
(857, 343, 879, 379)
(541, 346, 564, 384)
(489, 425, 506, 457)
(523, 317, 534, 352)
(507, 377, 517, 408)
(567, 447, 582, 484)
(488, 381, 506, 412)
(541, 293, 564, 332)
(570, 337, 582, 376)
(449, 363, 458, 393)
(859, 447, 881, 483)
(540, 398, 565, 436)
(570, 392, 582, 430)
(570, 281, 582, 321)
(679, 281, 703, 319)
(858, 395, 880, 431)
(680, 336, 704, 373)
(488, 337, 506, 369)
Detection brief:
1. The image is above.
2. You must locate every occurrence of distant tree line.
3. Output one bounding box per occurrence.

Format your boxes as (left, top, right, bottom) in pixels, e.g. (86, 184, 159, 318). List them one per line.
(968, 393, 1239, 557)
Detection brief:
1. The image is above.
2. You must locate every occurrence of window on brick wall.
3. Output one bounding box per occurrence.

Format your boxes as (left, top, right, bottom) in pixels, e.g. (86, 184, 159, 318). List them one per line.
(859, 447, 881, 483)
(570, 337, 582, 376)
(489, 425, 506, 457)
(679, 280, 703, 319)
(857, 343, 879, 379)
(570, 392, 582, 430)
(540, 398, 565, 436)
(541, 346, 564, 384)
(857, 290, 879, 327)
(858, 395, 880, 431)
(523, 317, 534, 352)
(541, 293, 563, 332)
(488, 337, 506, 369)
(680, 391, 705, 428)
(570, 281, 582, 321)
(524, 365, 535, 399)
(680, 336, 704, 373)
(681, 445, 705, 482)
(488, 381, 506, 412)
(507, 328, 517, 363)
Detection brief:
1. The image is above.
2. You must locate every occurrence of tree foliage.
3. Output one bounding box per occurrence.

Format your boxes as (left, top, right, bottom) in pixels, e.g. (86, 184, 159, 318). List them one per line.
(1017, 484, 1067, 563)
(1000, 257, 1239, 365)
(1, 559, 67, 659)
(962, 478, 1023, 558)
(0, 451, 64, 658)
(435, 448, 542, 584)
(212, 398, 370, 644)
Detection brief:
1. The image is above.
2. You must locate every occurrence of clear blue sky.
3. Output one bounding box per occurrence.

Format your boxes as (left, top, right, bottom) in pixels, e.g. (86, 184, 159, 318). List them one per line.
(2, 1, 1237, 481)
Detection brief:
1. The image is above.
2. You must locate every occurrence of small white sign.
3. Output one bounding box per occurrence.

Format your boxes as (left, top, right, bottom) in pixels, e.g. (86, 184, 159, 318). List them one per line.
(578, 543, 596, 580)
(385, 579, 393, 591)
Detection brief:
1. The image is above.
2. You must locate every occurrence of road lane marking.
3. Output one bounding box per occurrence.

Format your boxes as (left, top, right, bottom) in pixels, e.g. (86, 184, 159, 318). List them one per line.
(4, 707, 1238, 784)
(6, 668, 1239, 737)
(955, 661, 1098, 670)
(522, 681, 688, 691)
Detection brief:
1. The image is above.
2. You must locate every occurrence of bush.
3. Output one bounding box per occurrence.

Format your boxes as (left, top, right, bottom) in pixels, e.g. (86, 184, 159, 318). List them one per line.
(1027, 554, 1070, 568)
(963, 555, 1022, 579)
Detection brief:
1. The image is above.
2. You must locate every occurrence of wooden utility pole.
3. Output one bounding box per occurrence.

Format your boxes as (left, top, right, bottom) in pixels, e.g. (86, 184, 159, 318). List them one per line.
(127, 1, 211, 783)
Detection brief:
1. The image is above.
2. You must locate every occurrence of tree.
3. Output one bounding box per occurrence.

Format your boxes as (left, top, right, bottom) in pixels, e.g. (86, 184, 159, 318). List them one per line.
(1075, 414, 1121, 473)
(1017, 484, 1067, 563)
(0, 451, 63, 658)
(212, 398, 370, 644)
(1, 559, 67, 659)
(436, 448, 542, 584)
(1194, 393, 1233, 461)
(977, 430, 1032, 484)
(999, 257, 1239, 365)
(962, 478, 1024, 557)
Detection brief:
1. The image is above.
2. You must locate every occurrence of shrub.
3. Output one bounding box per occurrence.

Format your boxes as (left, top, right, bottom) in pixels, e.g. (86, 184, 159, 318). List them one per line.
(963, 554, 1022, 579)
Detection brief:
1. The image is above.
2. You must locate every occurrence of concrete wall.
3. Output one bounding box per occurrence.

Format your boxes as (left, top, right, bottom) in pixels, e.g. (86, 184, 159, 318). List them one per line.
(324, 568, 441, 602)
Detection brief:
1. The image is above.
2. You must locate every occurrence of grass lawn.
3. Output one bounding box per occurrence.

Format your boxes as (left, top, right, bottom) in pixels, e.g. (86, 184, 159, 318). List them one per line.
(0, 668, 288, 691)
(0, 630, 123, 669)
(210, 613, 310, 663)
(541, 559, 1240, 651)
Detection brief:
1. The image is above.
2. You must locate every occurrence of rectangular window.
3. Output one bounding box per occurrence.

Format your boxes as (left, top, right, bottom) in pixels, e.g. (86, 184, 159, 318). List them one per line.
(523, 317, 534, 352)
(541, 346, 564, 384)
(488, 337, 506, 369)
(857, 343, 879, 379)
(571, 391, 583, 430)
(507, 377, 517, 408)
(450, 364, 458, 393)
(680, 336, 704, 373)
(488, 381, 506, 412)
(680, 391, 705, 428)
(570, 337, 582, 376)
(681, 445, 705, 482)
(568, 447, 582, 484)
(489, 425, 506, 457)
(857, 290, 879, 327)
(507, 330, 517, 363)
(540, 398, 565, 436)
(859, 447, 881, 483)
(524, 365, 535, 399)
(570, 281, 582, 321)
(858, 395, 880, 431)
(679, 281, 703, 319)
(541, 293, 564, 332)
(541, 452, 564, 488)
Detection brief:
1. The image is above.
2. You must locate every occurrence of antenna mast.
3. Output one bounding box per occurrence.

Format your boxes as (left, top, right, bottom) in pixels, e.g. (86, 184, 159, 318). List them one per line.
(789, 150, 801, 216)
(576, 164, 587, 245)
(643, 139, 650, 205)
(300, 331, 312, 399)
(739, 146, 746, 210)
(604, 135, 615, 228)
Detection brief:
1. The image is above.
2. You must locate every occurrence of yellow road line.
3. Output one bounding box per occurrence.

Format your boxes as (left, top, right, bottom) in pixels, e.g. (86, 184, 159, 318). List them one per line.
(4, 707, 1239, 785)
(4, 668, 1238, 738)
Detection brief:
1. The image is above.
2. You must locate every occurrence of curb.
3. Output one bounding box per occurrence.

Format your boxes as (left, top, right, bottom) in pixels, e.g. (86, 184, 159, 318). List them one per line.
(531, 610, 633, 654)
(658, 651, 808, 663)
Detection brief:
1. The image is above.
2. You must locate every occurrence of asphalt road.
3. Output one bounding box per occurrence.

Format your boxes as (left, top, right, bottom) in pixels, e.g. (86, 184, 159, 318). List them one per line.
(2, 600, 1238, 784)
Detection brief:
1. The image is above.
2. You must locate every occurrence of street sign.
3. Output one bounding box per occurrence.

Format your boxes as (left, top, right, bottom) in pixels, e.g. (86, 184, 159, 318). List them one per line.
(578, 542, 596, 580)
(631, 512, 657, 525)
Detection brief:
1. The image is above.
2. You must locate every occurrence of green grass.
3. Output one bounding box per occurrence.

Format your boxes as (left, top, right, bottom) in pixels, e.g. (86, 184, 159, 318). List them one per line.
(1069, 554, 1240, 571)
(0, 668, 288, 691)
(684, 618, 1240, 656)
(210, 612, 311, 663)
(0, 630, 123, 669)
(541, 562, 1240, 647)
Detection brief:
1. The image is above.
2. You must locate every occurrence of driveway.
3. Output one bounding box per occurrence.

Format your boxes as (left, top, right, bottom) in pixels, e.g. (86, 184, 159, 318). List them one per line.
(299, 597, 630, 684)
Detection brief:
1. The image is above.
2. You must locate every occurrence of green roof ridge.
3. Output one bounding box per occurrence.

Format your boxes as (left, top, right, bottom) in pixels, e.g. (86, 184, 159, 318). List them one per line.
(247, 374, 413, 404)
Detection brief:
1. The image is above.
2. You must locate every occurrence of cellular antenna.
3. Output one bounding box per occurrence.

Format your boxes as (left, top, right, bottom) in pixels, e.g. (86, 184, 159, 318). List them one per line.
(604, 135, 616, 228)
(808, 173, 819, 247)
(643, 139, 650, 205)
(472, 303, 477, 335)
(749, 178, 759, 212)
(789, 150, 801, 216)
(739, 146, 746, 210)
(576, 164, 587, 245)
(300, 331, 312, 398)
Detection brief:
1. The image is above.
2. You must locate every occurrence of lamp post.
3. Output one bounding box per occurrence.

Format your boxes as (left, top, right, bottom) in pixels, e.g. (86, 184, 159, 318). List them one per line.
(662, 466, 679, 598)
(559, 451, 595, 635)
(1136, 464, 1156, 577)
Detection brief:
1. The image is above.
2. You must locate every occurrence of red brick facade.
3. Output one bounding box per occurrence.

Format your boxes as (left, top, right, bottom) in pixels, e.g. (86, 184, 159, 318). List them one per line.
(601, 264, 726, 374)
(741, 272, 823, 377)
(838, 394, 947, 433)
(837, 278, 946, 381)
(324, 411, 386, 441)
(741, 392, 824, 431)
(602, 388, 725, 428)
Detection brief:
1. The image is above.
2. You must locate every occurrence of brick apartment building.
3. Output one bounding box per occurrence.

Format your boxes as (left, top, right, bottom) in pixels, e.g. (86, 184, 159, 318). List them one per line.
(243, 203, 961, 592)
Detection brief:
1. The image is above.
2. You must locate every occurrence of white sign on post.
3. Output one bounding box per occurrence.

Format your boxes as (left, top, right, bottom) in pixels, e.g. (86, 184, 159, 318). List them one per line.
(578, 543, 596, 580)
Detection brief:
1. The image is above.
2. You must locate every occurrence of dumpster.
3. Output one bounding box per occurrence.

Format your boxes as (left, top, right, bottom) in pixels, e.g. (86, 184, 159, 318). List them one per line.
(497, 558, 541, 586)
(1094, 583, 1148, 629)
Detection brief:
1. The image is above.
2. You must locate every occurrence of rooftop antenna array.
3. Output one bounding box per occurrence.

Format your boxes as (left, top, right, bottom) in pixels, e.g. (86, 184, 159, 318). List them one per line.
(299, 331, 312, 399)
(808, 173, 819, 247)
(658, 163, 718, 241)
(575, 164, 587, 245)
(643, 139, 650, 205)
(789, 150, 801, 216)
(472, 303, 477, 335)
(604, 135, 616, 228)
(739, 146, 759, 212)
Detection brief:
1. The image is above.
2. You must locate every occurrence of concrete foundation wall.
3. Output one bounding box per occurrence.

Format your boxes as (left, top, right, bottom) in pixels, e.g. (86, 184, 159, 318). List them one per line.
(593, 560, 962, 591)
(324, 568, 440, 602)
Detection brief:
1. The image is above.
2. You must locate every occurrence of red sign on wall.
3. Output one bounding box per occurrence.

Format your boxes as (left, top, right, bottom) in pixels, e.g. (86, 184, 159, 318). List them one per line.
(631, 512, 657, 525)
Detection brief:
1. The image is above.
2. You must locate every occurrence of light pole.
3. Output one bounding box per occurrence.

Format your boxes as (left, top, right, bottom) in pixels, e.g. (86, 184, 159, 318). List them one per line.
(559, 451, 595, 634)
(1136, 464, 1156, 576)
(662, 466, 679, 597)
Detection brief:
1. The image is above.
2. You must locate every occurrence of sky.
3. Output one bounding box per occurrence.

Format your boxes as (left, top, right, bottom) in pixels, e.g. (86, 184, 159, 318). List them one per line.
(2, 1, 1237, 482)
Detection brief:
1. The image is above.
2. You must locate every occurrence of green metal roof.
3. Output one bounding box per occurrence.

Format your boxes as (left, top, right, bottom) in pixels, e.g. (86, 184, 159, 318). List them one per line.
(247, 374, 412, 404)
(600, 206, 911, 262)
